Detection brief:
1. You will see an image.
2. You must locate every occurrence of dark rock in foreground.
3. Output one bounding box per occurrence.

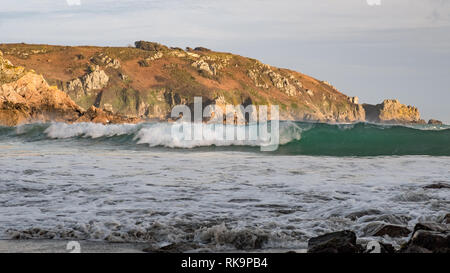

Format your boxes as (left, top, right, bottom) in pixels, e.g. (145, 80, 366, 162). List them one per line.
(307, 230, 362, 253)
(372, 224, 411, 238)
(399, 222, 450, 253)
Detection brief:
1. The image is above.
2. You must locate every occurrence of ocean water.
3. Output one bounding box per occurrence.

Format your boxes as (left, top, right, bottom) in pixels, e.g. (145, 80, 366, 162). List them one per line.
(0, 122, 449, 251)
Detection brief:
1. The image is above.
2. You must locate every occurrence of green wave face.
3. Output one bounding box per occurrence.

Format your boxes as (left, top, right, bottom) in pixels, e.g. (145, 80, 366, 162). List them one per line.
(1, 122, 450, 156)
(276, 123, 450, 156)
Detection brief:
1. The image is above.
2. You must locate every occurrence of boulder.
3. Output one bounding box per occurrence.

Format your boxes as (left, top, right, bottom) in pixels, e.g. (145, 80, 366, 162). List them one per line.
(413, 222, 449, 233)
(307, 230, 361, 253)
(428, 119, 443, 125)
(134, 41, 168, 52)
(399, 222, 450, 253)
(372, 224, 411, 238)
(405, 230, 450, 253)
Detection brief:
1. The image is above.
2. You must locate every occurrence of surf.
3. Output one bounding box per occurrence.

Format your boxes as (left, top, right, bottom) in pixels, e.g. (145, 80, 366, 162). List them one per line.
(1, 121, 449, 156)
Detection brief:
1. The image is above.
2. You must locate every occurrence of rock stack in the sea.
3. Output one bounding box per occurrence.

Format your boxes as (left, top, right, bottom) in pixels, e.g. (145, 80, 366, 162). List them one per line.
(363, 99, 425, 124)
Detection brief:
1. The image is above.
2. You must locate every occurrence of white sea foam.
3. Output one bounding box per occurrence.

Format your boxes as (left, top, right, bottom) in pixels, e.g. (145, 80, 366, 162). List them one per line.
(44, 122, 139, 139)
(42, 122, 303, 148)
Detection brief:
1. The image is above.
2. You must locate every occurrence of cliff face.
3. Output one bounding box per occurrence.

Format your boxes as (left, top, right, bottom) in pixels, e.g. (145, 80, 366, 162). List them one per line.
(0, 42, 367, 124)
(0, 50, 139, 126)
(0, 42, 435, 126)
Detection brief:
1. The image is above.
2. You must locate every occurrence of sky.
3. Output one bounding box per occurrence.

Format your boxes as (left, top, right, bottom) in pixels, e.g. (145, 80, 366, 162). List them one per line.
(1, 0, 449, 123)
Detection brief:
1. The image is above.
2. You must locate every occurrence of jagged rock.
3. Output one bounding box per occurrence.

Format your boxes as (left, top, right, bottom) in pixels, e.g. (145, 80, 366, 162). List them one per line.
(186, 52, 200, 58)
(349, 96, 359, 104)
(0, 50, 26, 84)
(168, 50, 186, 58)
(147, 52, 163, 61)
(66, 66, 109, 97)
(90, 53, 120, 69)
(192, 59, 213, 75)
(134, 41, 168, 52)
(83, 66, 109, 90)
(194, 47, 211, 52)
(247, 69, 269, 89)
(428, 119, 443, 125)
(363, 99, 422, 124)
(0, 54, 140, 126)
(307, 230, 361, 253)
(1, 72, 82, 126)
(267, 71, 297, 96)
(371, 224, 411, 238)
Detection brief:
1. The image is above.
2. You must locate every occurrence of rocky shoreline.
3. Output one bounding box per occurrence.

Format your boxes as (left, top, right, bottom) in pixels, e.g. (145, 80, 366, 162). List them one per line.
(306, 220, 450, 253)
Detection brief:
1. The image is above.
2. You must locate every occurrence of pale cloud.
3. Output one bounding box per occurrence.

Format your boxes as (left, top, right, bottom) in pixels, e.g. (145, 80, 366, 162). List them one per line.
(66, 0, 81, 6)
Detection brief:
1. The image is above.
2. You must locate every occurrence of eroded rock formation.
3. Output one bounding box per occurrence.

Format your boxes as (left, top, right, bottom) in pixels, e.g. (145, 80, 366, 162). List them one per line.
(0, 51, 139, 126)
(363, 99, 424, 124)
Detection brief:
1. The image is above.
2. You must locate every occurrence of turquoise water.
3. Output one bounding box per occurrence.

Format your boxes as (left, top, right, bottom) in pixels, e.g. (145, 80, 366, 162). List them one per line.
(1, 121, 449, 156)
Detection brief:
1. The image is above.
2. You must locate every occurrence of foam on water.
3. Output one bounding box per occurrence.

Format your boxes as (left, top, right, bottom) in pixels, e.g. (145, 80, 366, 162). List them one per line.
(0, 138, 449, 250)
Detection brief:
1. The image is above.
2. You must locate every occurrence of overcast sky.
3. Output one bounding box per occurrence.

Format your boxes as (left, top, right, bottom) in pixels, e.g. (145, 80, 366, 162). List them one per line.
(1, 0, 449, 122)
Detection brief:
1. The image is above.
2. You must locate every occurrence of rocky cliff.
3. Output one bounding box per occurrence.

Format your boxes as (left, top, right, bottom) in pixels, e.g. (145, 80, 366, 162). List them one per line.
(0, 50, 139, 126)
(0, 42, 440, 126)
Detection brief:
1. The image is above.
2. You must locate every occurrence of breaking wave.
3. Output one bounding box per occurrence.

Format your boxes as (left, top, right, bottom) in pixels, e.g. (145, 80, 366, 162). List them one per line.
(1, 121, 450, 156)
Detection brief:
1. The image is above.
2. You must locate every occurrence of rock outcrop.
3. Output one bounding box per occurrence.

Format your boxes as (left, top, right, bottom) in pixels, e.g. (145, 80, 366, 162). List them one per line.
(428, 119, 443, 125)
(363, 99, 424, 124)
(0, 72, 82, 126)
(0, 52, 139, 126)
(66, 65, 109, 98)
